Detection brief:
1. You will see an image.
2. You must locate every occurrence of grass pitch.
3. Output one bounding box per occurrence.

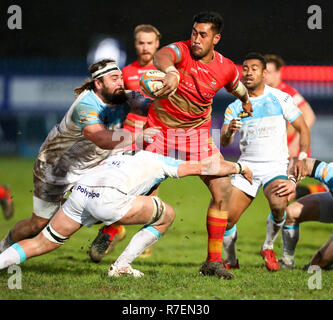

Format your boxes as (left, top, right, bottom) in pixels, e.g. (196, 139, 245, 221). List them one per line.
(0, 156, 332, 300)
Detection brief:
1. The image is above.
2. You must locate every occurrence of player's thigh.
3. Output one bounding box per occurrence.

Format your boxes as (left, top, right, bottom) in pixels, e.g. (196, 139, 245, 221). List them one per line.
(200, 174, 232, 204)
(227, 186, 253, 228)
(286, 193, 321, 224)
(49, 208, 82, 238)
(264, 179, 288, 213)
(118, 195, 174, 226)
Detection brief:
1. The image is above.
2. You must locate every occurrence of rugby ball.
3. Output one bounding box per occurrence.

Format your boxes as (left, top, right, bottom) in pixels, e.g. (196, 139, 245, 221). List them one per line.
(139, 70, 166, 98)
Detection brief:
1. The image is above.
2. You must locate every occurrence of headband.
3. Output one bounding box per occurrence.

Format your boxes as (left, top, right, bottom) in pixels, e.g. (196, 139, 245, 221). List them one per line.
(91, 61, 120, 79)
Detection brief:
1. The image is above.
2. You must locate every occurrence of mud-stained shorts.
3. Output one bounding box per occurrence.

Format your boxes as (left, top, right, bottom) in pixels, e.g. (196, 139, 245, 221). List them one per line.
(33, 174, 73, 219)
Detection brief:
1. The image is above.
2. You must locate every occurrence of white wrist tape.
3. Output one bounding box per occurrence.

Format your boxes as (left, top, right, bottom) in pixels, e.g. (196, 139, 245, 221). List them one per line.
(165, 66, 180, 83)
(298, 152, 308, 160)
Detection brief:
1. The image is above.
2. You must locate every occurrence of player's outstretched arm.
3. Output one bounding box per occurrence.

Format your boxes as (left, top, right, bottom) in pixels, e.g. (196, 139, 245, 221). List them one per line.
(177, 156, 252, 184)
(83, 123, 134, 150)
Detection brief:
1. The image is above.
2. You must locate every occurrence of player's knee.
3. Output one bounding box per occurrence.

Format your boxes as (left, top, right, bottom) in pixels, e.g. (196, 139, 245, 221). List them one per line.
(30, 215, 50, 235)
(285, 204, 299, 225)
(270, 202, 287, 219)
(150, 197, 174, 227)
(164, 203, 175, 226)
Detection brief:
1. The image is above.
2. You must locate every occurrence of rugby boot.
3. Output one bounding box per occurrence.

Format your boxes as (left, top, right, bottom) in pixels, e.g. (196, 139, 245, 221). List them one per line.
(199, 260, 234, 279)
(108, 264, 144, 278)
(89, 225, 126, 262)
(260, 248, 280, 271)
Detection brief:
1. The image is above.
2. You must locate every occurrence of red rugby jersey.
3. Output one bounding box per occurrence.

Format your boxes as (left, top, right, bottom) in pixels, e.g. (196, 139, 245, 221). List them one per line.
(147, 40, 240, 130)
(277, 81, 306, 109)
(122, 60, 157, 93)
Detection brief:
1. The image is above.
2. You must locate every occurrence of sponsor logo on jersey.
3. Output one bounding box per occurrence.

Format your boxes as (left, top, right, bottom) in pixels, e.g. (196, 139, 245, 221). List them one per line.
(238, 111, 250, 118)
(128, 75, 139, 80)
(76, 185, 100, 198)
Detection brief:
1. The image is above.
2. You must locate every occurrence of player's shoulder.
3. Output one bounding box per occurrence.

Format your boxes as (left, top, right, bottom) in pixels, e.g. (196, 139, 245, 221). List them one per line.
(214, 51, 236, 68)
(75, 90, 102, 110)
(278, 81, 299, 96)
(266, 85, 292, 103)
(166, 40, 190, 57)
(227, 98, 242, 110)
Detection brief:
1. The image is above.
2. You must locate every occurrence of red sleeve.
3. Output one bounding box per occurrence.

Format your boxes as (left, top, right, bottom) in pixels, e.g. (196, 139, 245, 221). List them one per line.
(224, 60, 240, 91)
(164, 41, 188, 64)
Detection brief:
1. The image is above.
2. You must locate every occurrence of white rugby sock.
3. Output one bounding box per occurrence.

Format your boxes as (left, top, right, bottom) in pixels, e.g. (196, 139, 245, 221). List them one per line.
(281, 224, 299, 262)
(223, 225, 238, 265)
(113, 225, 162, 267)
(0, 244, 26, 270)
(262, 212, 286, 250)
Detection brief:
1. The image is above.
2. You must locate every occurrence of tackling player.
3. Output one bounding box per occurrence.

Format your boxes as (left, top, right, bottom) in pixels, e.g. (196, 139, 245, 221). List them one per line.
(143, 11, 253, 279)
(271, 157, 333, 270)
(0, 150, 252, 277)
(92, 25, 162, 260)
(220, 52, 310, 272)
(0, 59, 159, 254)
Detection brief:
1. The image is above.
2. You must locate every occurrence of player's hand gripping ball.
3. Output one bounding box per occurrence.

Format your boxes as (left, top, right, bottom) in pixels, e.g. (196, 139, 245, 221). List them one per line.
(140, 70, 168, 98)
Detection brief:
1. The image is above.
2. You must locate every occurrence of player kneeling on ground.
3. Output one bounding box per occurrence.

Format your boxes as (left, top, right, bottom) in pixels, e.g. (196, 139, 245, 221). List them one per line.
(271, 157, 333, 270)
(0, 150, 252, 278)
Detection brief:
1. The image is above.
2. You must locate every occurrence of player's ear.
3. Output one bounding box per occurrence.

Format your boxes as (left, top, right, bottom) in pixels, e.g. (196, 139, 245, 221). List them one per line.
(94, 78, 103, 90)
(262, 67, 268, 77)
(213, 33, 221, 45)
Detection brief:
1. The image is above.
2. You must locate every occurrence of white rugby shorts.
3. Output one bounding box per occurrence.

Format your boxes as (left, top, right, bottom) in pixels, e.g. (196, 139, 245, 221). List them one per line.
(231, 160, 288, 198)
(61, 184, 136, 227)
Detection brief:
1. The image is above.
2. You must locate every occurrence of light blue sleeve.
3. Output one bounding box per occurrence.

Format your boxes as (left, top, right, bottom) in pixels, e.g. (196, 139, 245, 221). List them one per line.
(157, 154, 184, 178)
(314, 161, 333, 192)
(223, 102, 238, 125)
(71, 103, 103, 130)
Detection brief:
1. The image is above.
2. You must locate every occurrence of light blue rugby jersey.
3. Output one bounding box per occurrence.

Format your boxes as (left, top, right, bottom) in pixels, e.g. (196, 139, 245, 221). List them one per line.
(36, 90, 151, 185)
(224, 85, 302, 163)
(78, 150, 184, 196)
(72, 90, 129, 130)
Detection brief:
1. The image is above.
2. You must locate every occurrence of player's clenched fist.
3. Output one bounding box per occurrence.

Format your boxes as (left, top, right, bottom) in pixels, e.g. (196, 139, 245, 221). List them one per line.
(225, 117, 243, 137)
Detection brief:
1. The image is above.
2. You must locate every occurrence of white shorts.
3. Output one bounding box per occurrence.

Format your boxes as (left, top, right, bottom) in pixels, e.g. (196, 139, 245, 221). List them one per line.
(231, 160, 288, 198)
(61, 184, 136, 227)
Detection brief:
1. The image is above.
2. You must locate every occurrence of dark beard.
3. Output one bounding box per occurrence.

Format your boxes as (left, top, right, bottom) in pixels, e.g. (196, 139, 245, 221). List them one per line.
(101, 89, 128, 105)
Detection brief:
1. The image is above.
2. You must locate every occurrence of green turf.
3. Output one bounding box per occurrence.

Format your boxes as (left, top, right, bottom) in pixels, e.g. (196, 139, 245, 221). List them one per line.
(0, 156, 332, 300)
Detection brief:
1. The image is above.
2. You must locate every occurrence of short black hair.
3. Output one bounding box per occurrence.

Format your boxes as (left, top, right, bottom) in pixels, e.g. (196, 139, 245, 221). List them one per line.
(193, 11, 224, 34)
(244, 52, 266, 69)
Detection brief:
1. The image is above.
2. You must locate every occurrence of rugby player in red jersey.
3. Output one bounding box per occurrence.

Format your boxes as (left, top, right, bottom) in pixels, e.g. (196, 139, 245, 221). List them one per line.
(122, 24, 161, 138)
(146, 12, 252, 279)
(264, 54, 316, 158)
(89, 25, 162, 261)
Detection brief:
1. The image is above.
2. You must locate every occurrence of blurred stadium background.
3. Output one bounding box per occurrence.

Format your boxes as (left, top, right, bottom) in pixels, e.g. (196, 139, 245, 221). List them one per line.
(0, 0, 332, 160)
